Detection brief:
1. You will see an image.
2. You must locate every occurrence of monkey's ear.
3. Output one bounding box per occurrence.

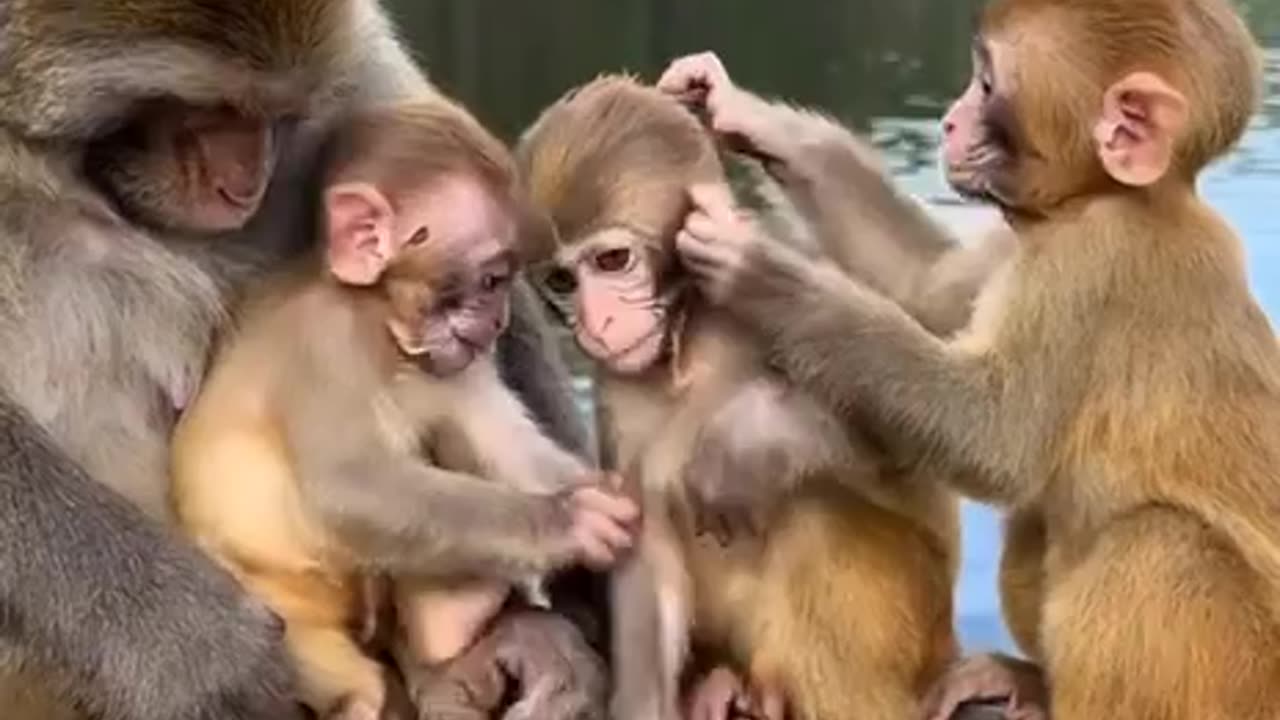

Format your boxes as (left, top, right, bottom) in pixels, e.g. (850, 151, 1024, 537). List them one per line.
(1093, 72, 1188, 187)
(325, 182, 396, 286)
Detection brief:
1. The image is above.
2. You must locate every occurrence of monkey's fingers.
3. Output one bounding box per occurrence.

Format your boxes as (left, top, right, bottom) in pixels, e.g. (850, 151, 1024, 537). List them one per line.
(686, 667, 744, 720)
(687, 183, 742, 226)
(572, 486, 641, 524)
(676, 229, 739, 283)
(656, 52, 731, 98)
(921, 684, 1012, 720)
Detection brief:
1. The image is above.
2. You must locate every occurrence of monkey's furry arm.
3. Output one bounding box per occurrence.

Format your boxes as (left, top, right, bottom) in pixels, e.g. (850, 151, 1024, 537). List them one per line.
(724, 98, 1013, 335)
(280, 351, 581, 582)
(0, 399, 301, 720)
(728, 243, 1046, 505)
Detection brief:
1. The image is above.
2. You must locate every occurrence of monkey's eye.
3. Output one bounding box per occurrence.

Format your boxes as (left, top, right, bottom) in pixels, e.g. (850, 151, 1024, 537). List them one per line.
(408, 226, 430, 246)
(481, 272, 509, 292)
(979, 72, 994, 97)
(544, 267, 578, 295)
(593, 247, 632, 273)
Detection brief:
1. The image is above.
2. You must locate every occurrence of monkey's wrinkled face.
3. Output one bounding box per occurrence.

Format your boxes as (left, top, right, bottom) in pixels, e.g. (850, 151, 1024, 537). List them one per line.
(91, 100, 280, 233)
(941, 39, 1023, 207)
(545, 228, 672, 376)
(383, 188, 516, 378)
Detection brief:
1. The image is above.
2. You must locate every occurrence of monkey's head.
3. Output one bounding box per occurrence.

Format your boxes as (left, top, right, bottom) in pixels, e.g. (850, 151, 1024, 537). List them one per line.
(942, 0, 1261, 215)
(0, 0, 360, 233)
(323, 102, 524, 377)
(517, 74, 725, 376)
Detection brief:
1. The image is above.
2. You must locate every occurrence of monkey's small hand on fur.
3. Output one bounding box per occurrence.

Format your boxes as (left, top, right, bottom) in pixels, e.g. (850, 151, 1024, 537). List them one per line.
(559, 486, 640, 569)
(677, 183, 783, 307)
(657, 52, 789, 166)
(919, 654, 1048, 720)
(684, 438, 783, 542)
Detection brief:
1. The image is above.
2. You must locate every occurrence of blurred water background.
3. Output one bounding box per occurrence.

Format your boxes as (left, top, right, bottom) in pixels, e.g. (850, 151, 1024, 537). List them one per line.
(388, 0, 1280, 653)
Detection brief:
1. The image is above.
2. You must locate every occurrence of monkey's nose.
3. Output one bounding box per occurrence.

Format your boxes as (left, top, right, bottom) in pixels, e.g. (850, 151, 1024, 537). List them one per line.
(943, 120, 956, 135)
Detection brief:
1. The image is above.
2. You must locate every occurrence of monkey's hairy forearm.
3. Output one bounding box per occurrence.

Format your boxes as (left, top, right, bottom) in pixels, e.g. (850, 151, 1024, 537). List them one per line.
(746, 99, 1010, 335)
(732, 246, 1040, 504)
(0, 402, 297, 718)
(298, 449, 576, 581)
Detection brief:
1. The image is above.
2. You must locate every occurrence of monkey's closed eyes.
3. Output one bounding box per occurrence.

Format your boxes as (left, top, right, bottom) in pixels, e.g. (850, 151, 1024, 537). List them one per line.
(409, 226, 431, 246)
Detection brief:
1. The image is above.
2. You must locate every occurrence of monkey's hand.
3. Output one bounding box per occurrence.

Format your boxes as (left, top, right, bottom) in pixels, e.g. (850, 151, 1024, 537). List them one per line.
(557, 486, 640, 570)
(657, 52, 814, 170)
(677, 182, 813, 312)
(920, 654, 1049, 720)
(408, 609, 607, 720)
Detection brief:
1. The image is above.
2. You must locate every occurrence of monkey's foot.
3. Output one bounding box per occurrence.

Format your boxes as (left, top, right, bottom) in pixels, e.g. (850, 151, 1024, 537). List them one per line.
(492, 610, 607, 720)
(685, 666, 785, 720)
(406, 609, 606, 720)
(403, 637, 505, 720)
(920, 654, 1048, 720)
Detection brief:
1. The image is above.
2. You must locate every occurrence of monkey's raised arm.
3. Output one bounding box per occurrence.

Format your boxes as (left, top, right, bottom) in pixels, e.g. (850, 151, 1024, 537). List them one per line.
(720, 243, 1046, 506)
(660, 52, 1013, 335)
(454, 360, 591, 494)
(764, 112, 1015, 336)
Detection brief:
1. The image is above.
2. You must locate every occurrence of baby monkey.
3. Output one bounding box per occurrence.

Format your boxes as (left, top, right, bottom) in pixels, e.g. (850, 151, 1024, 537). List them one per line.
(171, 101, 638, 720)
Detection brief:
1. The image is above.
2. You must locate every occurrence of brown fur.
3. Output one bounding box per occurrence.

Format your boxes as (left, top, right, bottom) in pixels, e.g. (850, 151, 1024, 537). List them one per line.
(172, 99, 624, 719)
(519, 75, 961, 720)
(667, 3, 1280, 718)
(0, 2, 597, 718)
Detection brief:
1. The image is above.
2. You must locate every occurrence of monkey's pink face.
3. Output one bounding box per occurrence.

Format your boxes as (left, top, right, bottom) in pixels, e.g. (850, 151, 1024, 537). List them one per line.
(941, 39, 1019, 205)
(382, 184, 517, 378)
(97, 101, 279, 233)
(546, 228, 670, 376)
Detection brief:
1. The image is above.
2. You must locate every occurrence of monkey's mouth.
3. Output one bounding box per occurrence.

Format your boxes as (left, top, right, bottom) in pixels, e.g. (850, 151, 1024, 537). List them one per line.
(418, 345, 477, 377)
(577, 323, 667, 375)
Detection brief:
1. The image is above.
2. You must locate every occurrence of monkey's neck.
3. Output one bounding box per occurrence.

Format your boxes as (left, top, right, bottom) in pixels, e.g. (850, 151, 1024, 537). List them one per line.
(1004, 182, 1200, 233)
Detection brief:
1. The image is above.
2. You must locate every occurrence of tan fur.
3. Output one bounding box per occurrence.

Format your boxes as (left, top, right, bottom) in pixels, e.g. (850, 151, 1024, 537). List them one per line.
(169, 100, 605, 718)
(0, 2, 599, 718)
(172, 264, 587, 716)
(519, 75, 960, 720)
(678, 2, 1279, 718)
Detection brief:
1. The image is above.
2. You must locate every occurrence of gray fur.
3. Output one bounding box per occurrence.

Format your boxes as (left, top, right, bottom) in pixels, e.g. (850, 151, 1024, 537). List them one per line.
(0, 1, 595, 717)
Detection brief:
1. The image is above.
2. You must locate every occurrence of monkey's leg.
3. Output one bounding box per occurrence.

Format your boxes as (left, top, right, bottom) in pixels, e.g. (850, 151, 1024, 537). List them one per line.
(393, 578, 512, 666)
(1043, 506, 1280, 720)
(609, 515, 689, 720)
(997, 509, 1046, 659)
(286, 620, 389, 720)
(748, 496, 956, 720)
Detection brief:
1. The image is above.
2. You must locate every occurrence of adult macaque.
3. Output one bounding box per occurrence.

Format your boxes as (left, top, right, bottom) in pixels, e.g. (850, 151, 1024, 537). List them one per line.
(171, 100, 638, 720)
(519, 75, 961, 720)
(663, 0, 1280, 717)
(0, 1, 603, 717)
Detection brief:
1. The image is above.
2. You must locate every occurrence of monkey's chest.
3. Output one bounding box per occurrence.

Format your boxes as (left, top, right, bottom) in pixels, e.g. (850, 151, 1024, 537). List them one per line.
(0, 248, 225, 519)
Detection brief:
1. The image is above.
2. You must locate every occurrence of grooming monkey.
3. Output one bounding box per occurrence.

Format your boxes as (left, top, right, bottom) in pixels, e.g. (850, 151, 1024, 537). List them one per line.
(170, 100, 638, 720)
(664, 0, 1280, 717)
(518, 75, 961, 720)
(0, 1, 606, 718)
